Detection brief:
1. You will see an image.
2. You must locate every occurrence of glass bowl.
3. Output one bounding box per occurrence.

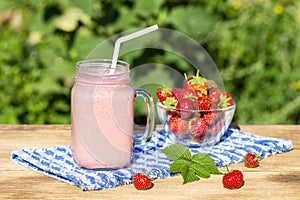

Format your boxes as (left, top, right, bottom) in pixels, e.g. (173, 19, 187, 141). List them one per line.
(156, 101, 236, 147)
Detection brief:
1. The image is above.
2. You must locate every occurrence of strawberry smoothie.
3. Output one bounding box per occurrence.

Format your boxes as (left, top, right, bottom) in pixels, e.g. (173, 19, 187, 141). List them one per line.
(71, 59, 135, 169)
(71, 59, 154, 169)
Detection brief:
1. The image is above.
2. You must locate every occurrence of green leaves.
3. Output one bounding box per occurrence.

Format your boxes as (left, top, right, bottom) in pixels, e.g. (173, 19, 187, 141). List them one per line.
(161, 144, 222, 184)
(169, 6, 219, 36)
(161, 144, 189, 160)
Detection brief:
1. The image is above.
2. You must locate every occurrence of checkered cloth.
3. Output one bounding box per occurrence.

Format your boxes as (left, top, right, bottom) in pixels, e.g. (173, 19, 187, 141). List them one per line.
(11, 127, 293, 191)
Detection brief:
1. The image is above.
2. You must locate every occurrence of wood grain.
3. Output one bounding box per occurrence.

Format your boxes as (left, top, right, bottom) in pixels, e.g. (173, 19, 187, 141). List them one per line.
(0, 125, 299, 200)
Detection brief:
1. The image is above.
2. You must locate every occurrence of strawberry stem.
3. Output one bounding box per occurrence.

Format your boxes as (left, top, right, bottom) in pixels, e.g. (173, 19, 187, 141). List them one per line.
(225, 166, 230, 173)
(256, 150, 263, 160)
(145, 170, 152, 177)
(184, 73, 188, 80)
(161, 85, 172, 94)
(196, 69, 200, 78)
(163, 97, 178, 108)
(225, 166, 233, 174)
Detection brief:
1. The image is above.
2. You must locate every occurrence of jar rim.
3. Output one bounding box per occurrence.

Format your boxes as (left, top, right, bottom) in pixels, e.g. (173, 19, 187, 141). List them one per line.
(76, 59, 130, 77)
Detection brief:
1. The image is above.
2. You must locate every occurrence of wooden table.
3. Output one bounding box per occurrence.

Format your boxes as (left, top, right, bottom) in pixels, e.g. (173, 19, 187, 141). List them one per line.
(0, 125, 299, 200)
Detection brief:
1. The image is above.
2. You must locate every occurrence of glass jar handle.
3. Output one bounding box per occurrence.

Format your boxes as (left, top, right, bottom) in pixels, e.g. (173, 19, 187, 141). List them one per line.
(134, 88, 155, 145)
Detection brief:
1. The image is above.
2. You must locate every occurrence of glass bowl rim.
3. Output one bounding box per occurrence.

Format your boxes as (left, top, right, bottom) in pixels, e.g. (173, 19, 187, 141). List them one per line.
(156, 101, 236, 113)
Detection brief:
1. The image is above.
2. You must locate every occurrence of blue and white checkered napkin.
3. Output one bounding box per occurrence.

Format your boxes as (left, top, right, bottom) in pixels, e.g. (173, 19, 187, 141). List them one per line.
(11, 128, 292, 191)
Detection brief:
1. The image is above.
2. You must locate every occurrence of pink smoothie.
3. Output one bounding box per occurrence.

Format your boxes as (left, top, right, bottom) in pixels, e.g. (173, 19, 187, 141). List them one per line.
(71, 60, 136, 169)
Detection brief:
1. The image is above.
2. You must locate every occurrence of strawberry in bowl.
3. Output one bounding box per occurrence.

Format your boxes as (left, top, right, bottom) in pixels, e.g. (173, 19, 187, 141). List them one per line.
(156, 71, 236, 147)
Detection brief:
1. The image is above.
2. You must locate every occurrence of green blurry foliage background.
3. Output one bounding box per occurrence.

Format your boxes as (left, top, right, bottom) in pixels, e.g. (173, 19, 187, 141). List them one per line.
(0, 0, 299, 124)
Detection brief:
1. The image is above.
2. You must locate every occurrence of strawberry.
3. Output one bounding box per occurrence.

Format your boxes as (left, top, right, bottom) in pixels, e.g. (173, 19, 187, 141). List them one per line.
(244, 152, 261, 168)
(207, 79, 218, 89)
(132, 173, 152, 190)
(203, 112, 213, 125)
(176, 98, 195, 119)
(168, 115, 189, 135)
(179, 88, 196, 100)
(203, 112, 217, 125)
(156, 72, 235, 145)
(194, 90, 207, 98)
(183, 70, 208, 97)
(222, 169, 244, 189)
(171, 87, 182, 101)
(190, 117, 208, 137)
(192, 133, 206, 142)
(196, 96, 211, 110)
(209, 123, 220, 135)
(209, 88, 222, 106)
(156, 85, 173, 104)
(183, 75, 193, 89)
(163, 97, 178, 108)
(223, 92, 234, 106)
(209, 119, 223, 135)
(218, 92, 234, 108)
(163, 97, 178, 116)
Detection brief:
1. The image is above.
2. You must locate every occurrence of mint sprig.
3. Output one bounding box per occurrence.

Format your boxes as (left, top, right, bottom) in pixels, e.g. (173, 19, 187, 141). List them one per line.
(161, 144, 222, 184)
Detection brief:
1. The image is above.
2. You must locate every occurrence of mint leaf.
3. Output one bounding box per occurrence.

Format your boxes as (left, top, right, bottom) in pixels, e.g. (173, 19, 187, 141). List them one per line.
(161, 144, 222, 184)
(170, 159, 189, 173)
(190, 163, 211, 178)
(182, 167, 200, 184)
(161, 144, 190, 160)
(178, 148, 192, 160)
(192, 153, 223, 175)
(192, 152, 212, 162)
(170, 158, 201, 184)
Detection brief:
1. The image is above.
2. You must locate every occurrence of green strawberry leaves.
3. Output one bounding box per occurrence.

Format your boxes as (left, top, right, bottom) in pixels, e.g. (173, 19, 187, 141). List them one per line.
(190, 70, 206, 86)
(161, 144, 189, 160)
(161, 144, 222, 184)
(163, 97, 178, 108)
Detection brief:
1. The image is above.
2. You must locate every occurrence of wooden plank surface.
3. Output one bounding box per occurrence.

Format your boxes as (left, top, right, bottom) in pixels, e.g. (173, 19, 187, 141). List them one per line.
(0, 125, 299, 200)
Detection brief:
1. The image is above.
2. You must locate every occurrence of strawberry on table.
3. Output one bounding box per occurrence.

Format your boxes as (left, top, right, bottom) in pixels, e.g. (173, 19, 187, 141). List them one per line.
(244, 152, 261, 168)
(168, 115, 189, 135)
(156, 85, 173, 104)
(222, 168, 244, 189)
(132, 173, 152, 190)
